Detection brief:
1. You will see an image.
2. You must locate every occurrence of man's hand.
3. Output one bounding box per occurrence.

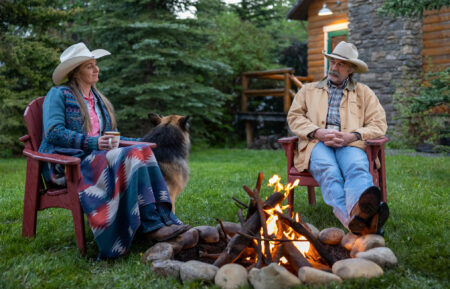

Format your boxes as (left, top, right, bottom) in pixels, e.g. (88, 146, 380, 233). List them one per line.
(314, 128, 339, 142)
(314, 129, 358, 147)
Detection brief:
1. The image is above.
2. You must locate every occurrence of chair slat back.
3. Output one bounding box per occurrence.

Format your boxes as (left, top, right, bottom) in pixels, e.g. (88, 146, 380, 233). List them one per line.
(23, 97, 44, 151)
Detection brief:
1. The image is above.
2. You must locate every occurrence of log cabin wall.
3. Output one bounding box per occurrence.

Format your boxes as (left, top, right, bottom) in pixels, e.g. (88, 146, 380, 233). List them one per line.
(348, 0, 422, 126)
(306, 0, 349, 81)
(422, 7, 450, 72)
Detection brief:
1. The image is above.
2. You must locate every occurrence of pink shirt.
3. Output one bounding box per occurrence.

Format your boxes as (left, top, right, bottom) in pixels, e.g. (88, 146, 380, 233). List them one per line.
(84, 91, 100, 137)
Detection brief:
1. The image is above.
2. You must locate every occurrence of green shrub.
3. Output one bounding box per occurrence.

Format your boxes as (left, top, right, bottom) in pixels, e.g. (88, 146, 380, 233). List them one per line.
(392, 67, 449, 151)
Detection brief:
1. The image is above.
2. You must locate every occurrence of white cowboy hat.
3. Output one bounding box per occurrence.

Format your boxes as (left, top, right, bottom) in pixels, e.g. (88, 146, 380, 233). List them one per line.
(52, 42, 111, 85)
(322, 41, 368, 73)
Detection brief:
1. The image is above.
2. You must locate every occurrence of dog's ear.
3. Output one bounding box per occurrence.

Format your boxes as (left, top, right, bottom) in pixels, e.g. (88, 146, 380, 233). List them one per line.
(178, 116, 190, 131)
(148, 113, 162, 127)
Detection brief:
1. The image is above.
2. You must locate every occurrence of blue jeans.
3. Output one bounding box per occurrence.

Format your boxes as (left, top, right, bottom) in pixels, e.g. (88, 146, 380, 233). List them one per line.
(309, 142, 374, 229)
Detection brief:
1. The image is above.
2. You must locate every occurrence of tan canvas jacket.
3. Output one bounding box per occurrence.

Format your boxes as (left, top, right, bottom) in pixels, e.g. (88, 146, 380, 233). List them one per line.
(287, 77, 387, 172)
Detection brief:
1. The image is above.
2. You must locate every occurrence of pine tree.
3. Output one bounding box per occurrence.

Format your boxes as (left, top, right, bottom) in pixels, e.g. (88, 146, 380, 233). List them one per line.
(0, 0, 79, 156)
(76, 0, 232, 143)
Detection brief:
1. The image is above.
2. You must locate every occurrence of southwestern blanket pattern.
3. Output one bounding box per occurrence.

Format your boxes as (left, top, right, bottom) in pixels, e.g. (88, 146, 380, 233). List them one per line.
(78, 144, 181, 258)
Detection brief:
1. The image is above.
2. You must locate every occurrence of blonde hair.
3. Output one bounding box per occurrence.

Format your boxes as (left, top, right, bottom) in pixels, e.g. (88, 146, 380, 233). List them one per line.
(66, 66, 117, 133)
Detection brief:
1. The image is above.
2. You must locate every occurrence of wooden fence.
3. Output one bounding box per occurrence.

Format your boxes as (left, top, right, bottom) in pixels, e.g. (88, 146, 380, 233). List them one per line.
(238, 68, 313, 147)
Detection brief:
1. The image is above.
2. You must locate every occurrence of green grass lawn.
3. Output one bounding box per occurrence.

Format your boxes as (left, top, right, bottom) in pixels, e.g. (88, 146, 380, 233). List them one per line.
(0, 149, 449, 288)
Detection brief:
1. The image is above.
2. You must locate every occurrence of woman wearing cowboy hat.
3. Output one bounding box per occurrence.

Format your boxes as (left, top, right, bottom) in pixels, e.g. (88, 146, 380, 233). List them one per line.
(287, 41, 389, 236)
(39, 42, 190, 258)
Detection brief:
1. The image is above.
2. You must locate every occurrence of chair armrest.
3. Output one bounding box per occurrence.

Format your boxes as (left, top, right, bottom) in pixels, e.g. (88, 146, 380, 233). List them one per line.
(19, 135, 30, 143)
(278, 136, 298, 144)
(365, 136, 389, 146)
(278, 136, 299, 171)
(119, 140, 157, 148)
(22, 149, 81, 165)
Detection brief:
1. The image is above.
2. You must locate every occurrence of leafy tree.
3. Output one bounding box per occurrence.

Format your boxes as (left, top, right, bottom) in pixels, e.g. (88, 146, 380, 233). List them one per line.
(392, 67, 449, 151)
(75, 0, 233, 144)
(379, 0, 449, 18)
(232, 0, 283, 26)
(0, 0, 80, 156)
(195, 0, 307, 144)
(279, 41, 308, 76)
(230, 0, 307, 58)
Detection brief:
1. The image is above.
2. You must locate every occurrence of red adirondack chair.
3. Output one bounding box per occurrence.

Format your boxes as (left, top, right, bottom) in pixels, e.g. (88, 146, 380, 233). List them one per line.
(19, 96, 155, 255)
(278, 136, 388, 216)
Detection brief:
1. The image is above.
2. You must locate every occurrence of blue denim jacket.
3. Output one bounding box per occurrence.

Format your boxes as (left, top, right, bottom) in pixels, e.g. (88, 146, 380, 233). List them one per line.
(38, 85, 140, 159)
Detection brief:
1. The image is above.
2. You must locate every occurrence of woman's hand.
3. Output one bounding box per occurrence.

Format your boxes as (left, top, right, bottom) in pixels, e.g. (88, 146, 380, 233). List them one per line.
(97, 135, 118, 151)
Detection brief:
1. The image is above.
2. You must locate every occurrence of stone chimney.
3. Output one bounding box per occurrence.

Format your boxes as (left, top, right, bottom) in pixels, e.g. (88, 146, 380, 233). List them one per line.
(347, 0, 422, 127)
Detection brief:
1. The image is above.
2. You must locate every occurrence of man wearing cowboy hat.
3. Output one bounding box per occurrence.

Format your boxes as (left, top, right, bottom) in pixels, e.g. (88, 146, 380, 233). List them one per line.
(287, 41, 389, 235)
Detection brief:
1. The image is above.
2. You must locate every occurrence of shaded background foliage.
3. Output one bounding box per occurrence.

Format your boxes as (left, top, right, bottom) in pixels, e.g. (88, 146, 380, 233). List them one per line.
(0, 0, 307, 156)
(74, 0, 233, 143)
(379, 0, 450, 18)
(3, 1, 444, 156)
(0, 0, 80, 157)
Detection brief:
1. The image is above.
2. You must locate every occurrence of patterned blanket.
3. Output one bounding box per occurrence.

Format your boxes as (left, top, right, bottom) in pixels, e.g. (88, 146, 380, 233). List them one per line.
(77, 144, 181, 258)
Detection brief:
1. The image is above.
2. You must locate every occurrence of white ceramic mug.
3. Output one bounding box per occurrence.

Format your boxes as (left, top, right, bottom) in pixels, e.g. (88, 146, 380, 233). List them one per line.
(104, 131, 120, 149)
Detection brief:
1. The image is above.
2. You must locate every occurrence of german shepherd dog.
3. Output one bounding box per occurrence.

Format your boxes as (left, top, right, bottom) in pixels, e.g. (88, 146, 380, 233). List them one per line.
(142, 113, 190, 212)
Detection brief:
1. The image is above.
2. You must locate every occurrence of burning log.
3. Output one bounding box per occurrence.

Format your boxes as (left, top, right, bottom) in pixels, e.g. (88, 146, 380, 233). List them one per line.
(216, 218, 230, 242)
(256, 238, 264, 268)
(252, 186, 273, 264)
(275, 211, 338, 266)
(232, 197, 248, 209)
(281, 241, 312, 272)
(244, 171, 263, 220)
(237, 209, 246, 226)
(213, 192, 285, 267)
(199, 251, 221, 259)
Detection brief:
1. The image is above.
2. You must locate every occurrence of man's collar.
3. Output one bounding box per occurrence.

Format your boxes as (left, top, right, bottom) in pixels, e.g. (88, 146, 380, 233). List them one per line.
(316, 76, 356, 91)
(327, 77, 349, 89)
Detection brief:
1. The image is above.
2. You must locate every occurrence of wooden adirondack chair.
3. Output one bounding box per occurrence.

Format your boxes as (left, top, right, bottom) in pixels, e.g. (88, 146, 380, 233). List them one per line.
(19, 96, 155, 254)
(278, 136, 388, 216)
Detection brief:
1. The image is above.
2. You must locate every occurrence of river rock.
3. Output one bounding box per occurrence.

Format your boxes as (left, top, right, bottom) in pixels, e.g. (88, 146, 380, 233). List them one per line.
(195, 226, 220, 243)
(180, 260, 218, 282)
(341, 232, 359, 251)
(214, 263, 248, 289)
(249, 263, 301, 289)
(298, 267, 342, 285)
(141, 242, 173, 264)
(356, 247, 398, 268)
(306, 223, 320, 239)
(167, 238, 184, 255)
(150, 259, 184, 279)
(181, 228, 200, 249)
(350, 234, 385, 257)
(319, 227, 345, 245)
(332, 258, 383, 279)
(216, 222, 241, 239)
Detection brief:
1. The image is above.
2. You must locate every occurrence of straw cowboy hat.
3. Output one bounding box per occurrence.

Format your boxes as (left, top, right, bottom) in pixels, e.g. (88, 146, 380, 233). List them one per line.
(52, 42, 111, 85)
(322, 41, 368, 73)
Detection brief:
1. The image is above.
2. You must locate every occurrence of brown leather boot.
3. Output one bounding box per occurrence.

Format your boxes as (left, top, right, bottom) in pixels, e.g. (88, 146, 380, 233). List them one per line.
(348, 186, 381, 234)
(361, 202, 390, 235)
(350, 186, 381, 219)
(348, 215, 367, 235)
(145, 224, 191, 242)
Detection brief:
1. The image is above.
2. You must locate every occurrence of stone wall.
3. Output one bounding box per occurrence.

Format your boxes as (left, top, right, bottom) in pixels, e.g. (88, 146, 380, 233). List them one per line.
(347, 0, 422, 126)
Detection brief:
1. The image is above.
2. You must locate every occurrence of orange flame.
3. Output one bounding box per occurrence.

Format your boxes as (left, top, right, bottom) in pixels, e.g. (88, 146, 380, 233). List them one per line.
(259, 175, 310, 263)
(267, 175, 299, 198)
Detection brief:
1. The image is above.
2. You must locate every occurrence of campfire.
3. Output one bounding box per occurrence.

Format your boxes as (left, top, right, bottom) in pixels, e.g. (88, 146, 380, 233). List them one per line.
(143, 173, 396, 287)
(175, 172, 346, 274)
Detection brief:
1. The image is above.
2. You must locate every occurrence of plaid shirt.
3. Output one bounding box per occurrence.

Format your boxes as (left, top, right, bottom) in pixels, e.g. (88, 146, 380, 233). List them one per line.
(326, 77, 349, 128)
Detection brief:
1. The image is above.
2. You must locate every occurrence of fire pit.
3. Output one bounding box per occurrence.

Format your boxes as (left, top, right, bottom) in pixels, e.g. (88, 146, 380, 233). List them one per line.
(142, 173, 398, 288)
